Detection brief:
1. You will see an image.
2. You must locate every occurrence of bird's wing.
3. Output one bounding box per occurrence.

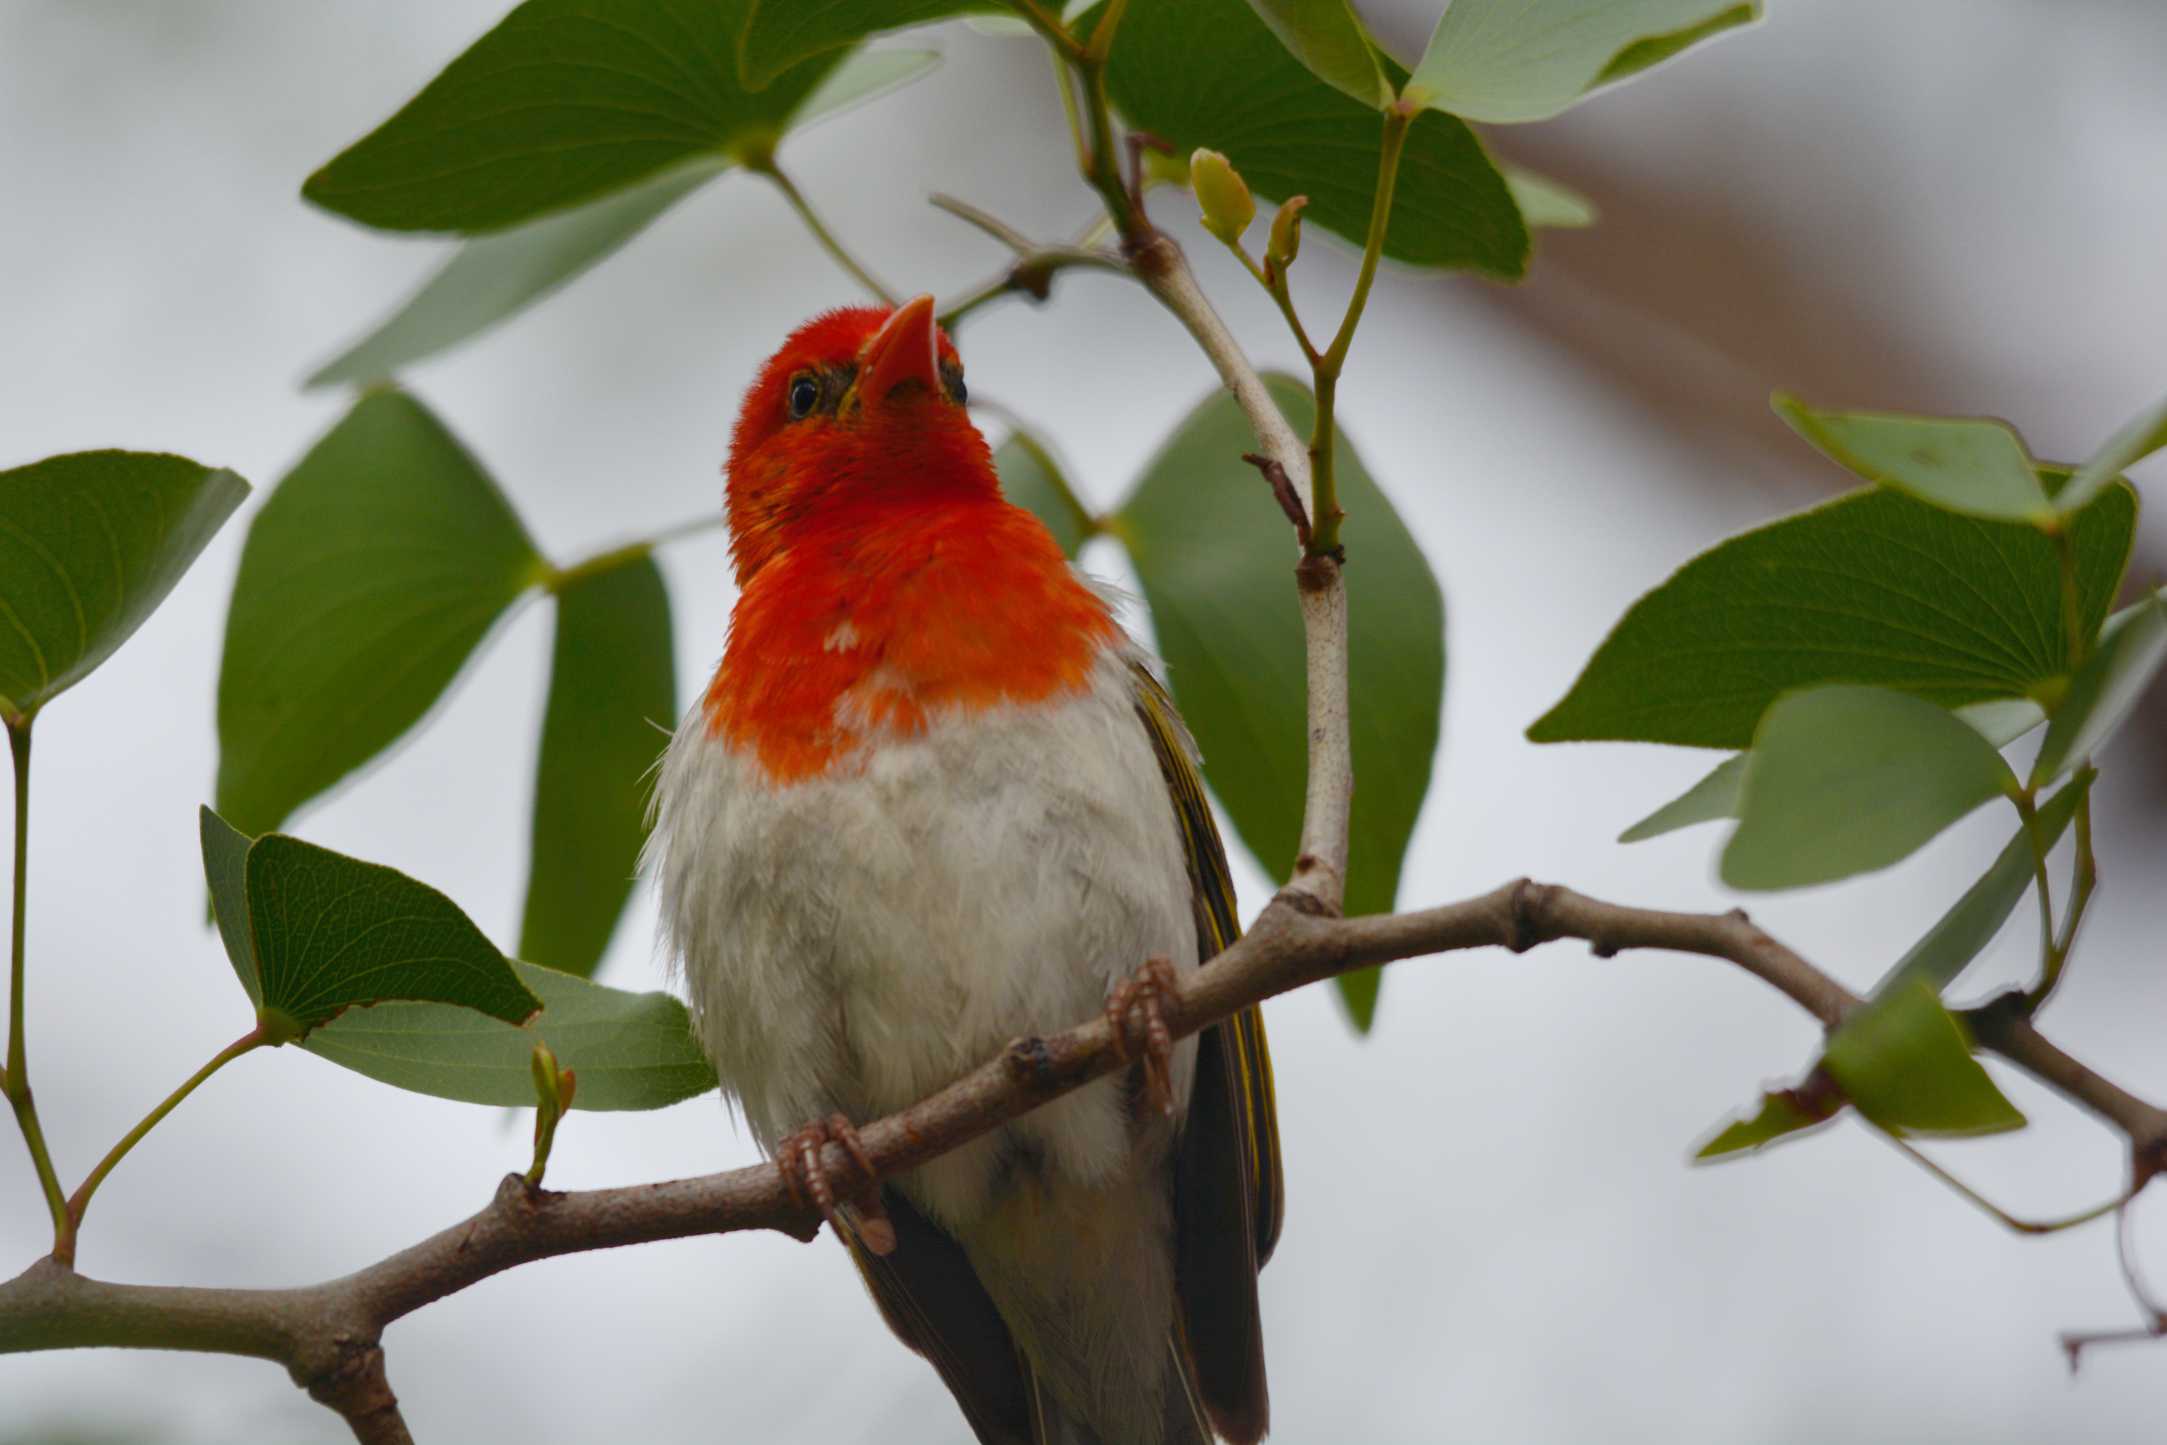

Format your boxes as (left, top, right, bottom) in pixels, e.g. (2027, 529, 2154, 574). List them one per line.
(1131, 659, 1285, 1444)
(840, 1194, 1041, 1445)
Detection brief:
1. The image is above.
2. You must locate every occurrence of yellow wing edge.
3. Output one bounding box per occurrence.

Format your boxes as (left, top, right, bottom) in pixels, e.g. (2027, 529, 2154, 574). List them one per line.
(1130, 661, 1285, 1261)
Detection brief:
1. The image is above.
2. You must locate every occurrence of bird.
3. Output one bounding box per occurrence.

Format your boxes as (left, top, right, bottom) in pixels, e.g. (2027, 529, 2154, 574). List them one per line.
(647, 294, 1284, 1444)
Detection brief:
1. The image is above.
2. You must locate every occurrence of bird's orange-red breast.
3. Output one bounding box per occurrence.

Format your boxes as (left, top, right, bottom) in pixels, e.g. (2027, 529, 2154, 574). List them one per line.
(649, 296, 1281, 1445)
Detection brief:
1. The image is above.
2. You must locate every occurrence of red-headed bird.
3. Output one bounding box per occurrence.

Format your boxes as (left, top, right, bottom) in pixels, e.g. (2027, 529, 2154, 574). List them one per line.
(650, 297, 1282, 1444)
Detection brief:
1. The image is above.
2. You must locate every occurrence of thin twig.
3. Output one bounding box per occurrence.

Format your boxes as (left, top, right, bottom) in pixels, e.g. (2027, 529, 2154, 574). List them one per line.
(7, 878, 2162, 1417)
(927, 194, 1128, 330)
(752, 160, 895, 305)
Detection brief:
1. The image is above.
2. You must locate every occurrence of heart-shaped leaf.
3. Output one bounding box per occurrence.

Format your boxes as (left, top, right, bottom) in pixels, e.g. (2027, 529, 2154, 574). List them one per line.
(1721, 685, 2018, 891)
(305, 49, 939, 388)
(1406, 0, 1759, 123)
(1620, 698, 2043, 843)
(306, 0, 869, 234)
(216, 391, 543, 836)
(306, 957, 715, 1111)
(1116, 377, 1444, 1028)
(1529, 478, 2136, 749)
(1774, 394, 2051, 524)
(200, 808, 541, 1036)
(518, 552, 676, 979)
(0, 453, 247, 723)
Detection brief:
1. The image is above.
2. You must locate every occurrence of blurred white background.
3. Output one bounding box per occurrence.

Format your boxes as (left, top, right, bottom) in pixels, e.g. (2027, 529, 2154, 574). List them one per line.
(4, 1, 2166, 1440)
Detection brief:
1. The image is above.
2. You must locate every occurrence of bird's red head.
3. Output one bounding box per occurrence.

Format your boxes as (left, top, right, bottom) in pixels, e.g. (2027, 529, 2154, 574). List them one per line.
(726, 295, 987, 582)
(707, 296, 1114, 781)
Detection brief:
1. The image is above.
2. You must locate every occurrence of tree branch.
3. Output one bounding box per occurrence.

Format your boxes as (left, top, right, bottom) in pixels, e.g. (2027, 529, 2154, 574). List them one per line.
(8, 878, 2162, 1437)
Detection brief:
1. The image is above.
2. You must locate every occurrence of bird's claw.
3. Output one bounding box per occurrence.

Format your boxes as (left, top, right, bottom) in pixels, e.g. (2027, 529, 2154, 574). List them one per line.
(1105, 956, 1181, 1119)
(775, 1113, 896, 1256)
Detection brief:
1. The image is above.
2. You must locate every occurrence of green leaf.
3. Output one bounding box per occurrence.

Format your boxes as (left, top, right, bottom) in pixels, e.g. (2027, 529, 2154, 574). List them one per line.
(1504, 165, 1597, 230)
(1619, 698, 2043, 844)
(304, 49, 939, 388)
(199, 807, 259, 1006)
(1773, 393, 2051, 524)
(1619, 752, 1744, 842)
(994, 429, 1093, 560)
(1822, 981, 2025, 1137)
(199, 811, 542, 1034)
(1093, 0, 1528, 276)
(2060, 390, 2167, 516)
(518, 552, 676, 978)
(1239, 0, 1390, 107)
(1528, 480, 2137, 749)
(0, 453, 248, 723)
(215, 391, 543, 836)
(1406, 0, 1759, 123)
(305, 0, 860, 234)
(1694, 1082, 1839, 1160)
(305, 957, 715, 1111)
(739, 0, 996, 88)
(1721, 685, 2017, 891)
(1116, 377, 1444, 1027)
(308, 162, 724, 389)
(248, 835, 542, 1031)
(2031, 592, 2167, 786)
(1869, 775, 2089, 1001)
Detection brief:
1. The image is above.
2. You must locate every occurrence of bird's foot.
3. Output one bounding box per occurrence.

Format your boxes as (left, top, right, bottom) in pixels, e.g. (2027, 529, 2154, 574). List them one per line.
(775, 1113, 896, 1256)
(1106, 956, 1181, 1119)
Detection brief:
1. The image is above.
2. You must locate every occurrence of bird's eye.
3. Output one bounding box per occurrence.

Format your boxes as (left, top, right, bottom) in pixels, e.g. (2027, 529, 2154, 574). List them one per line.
(786, 373, 820, 420)
(940, 360, 967, 406)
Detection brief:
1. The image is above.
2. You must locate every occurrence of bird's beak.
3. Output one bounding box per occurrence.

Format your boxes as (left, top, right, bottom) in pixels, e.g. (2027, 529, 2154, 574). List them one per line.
(858, 294, 942, 405)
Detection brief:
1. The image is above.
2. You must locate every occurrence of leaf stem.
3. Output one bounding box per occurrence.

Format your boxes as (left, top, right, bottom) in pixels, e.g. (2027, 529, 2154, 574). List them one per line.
(4, 715, 68, 1251)
(2013, 790, 2059, 999)
(751, 160, 896, 305)
(2028, 790, 2097, 1012)
(1233, 249, 1321, 364)
(1305, 103, 1414, 558)
(62, 1027, 267, 1260)
(2024, 523, 2096, 1014)
(542, 515, 725, 593)
(1883, 1133, 2127, 1235)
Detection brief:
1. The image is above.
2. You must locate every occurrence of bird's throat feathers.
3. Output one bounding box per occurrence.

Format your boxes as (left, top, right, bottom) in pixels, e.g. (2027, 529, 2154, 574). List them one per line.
(707, 482, 1117, 786)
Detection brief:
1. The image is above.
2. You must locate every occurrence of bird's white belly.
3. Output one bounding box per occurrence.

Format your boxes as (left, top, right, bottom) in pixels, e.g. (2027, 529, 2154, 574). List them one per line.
(649, 648, 1197, 1231)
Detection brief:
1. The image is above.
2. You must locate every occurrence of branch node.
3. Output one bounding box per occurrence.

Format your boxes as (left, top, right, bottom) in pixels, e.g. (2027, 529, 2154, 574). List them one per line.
(1505, 878, 1548, 954)
(299, 1340, 409, 1445)
(1271, 884, 1338, 920)
(1006, 1035, 1057, 1091)
(1295, 552, 1341, 592)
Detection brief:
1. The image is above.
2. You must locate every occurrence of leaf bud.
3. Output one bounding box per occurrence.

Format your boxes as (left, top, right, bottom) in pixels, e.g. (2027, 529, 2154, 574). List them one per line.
(1190, 148, 1255, 247)
(1267, 195, 1309, 270)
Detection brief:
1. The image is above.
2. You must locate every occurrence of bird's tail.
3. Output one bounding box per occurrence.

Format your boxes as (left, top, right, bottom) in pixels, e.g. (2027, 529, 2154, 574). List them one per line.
(1021, 1335, 1211, 1445)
